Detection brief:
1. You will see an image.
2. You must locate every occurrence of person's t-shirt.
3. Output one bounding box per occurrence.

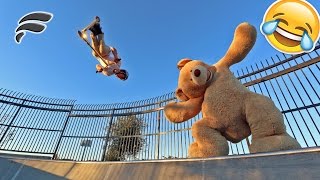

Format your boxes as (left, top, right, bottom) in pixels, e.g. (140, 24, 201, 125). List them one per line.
(102, 61, 121, 76)
(97, 53, 122, 76)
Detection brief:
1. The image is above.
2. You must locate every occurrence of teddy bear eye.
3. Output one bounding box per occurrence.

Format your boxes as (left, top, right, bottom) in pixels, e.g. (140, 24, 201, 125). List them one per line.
(190, 65, 209, 86)
(194, 69, 201, 77)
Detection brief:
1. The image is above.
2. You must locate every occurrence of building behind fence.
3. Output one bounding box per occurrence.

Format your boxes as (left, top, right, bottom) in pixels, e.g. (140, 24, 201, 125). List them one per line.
(0, 44, 320, 161)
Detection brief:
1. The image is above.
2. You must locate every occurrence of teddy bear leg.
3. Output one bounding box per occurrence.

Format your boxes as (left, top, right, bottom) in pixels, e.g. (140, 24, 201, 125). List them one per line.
(246, 95, 301, 153)
(249, 134, 301, 153)
(188, 119, 229, 158)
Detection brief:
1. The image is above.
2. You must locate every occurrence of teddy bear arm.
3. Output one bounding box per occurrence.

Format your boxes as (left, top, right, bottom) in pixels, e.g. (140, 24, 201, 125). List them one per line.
(164, 96, 203, 123)
(216, 22, 257, 68)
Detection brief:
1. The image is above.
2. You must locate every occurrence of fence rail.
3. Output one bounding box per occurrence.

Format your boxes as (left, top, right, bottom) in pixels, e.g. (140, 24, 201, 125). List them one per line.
(1, 43, 320, 161)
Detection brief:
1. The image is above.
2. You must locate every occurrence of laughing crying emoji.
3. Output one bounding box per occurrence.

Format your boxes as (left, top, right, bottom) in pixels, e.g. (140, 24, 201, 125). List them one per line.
(261, 0, 320, 54)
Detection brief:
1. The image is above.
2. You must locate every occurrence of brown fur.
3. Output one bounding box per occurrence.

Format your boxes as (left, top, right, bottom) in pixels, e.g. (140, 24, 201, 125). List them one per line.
(164, 22, 301, 158)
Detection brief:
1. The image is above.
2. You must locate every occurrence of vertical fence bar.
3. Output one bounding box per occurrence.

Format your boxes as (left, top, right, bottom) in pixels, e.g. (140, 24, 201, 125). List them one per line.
(52, 103, 75, 160)
(101, 108, 115, 161)
(155, 102, 161, 159)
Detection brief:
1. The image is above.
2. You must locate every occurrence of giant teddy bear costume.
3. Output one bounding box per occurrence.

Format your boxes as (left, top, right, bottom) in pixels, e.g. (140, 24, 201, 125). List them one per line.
(164, 22, 301, 158)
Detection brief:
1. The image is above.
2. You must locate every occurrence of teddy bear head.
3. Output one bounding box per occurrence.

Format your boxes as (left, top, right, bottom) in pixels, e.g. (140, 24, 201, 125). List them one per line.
(175, 59, 216, 101)
(173, 22, 257, 103)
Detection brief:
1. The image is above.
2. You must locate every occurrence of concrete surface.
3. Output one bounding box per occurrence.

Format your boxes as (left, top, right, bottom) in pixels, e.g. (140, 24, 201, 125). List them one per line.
(1, 147, 320, 180)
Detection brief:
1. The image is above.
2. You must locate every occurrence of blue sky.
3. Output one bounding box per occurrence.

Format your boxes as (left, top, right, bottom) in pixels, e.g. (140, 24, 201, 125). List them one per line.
(1, 0, 320, 104)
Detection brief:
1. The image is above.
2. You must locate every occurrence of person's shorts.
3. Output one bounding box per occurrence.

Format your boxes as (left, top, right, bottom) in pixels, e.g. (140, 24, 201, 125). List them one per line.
(101, 45, 111, 57)
(105, 45, 111, 54)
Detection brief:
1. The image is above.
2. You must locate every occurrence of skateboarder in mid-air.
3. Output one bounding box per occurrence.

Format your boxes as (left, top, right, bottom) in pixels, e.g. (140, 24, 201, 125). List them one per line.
(79, 16, 129, 81)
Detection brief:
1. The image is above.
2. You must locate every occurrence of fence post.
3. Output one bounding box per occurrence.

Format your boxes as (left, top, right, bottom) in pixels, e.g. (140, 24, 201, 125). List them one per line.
(0, 99, 26, 147)
(101, 108, 116, 161)
(156, 102, 161, 159)
(245, 137, 250, 147)
(52, 103, 75, 160)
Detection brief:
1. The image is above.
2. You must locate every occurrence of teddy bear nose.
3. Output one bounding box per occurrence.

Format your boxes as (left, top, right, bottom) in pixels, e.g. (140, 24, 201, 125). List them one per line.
(194, 69, 201, 77)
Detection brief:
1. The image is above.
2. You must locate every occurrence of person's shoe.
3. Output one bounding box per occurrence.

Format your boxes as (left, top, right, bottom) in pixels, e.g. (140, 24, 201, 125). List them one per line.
(89, 23, 103, 36)
(114, 58, 121, 63)
(96, 68, 103, 73)
(95, 16, 100, 22)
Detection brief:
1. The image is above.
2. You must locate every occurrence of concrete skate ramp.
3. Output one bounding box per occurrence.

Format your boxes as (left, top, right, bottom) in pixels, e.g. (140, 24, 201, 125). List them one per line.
(1, 147, 320, 180)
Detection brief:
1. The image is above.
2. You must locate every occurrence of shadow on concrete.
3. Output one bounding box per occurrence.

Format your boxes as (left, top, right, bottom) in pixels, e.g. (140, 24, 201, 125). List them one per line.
(0, 157, 67, 180)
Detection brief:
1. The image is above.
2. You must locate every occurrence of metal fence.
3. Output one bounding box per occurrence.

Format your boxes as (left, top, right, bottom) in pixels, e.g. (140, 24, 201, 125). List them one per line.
(0, 43, 319, 161)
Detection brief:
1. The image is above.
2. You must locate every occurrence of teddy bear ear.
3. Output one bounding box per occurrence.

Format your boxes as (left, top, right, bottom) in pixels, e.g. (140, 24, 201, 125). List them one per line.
(177, 58, 192, 70)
